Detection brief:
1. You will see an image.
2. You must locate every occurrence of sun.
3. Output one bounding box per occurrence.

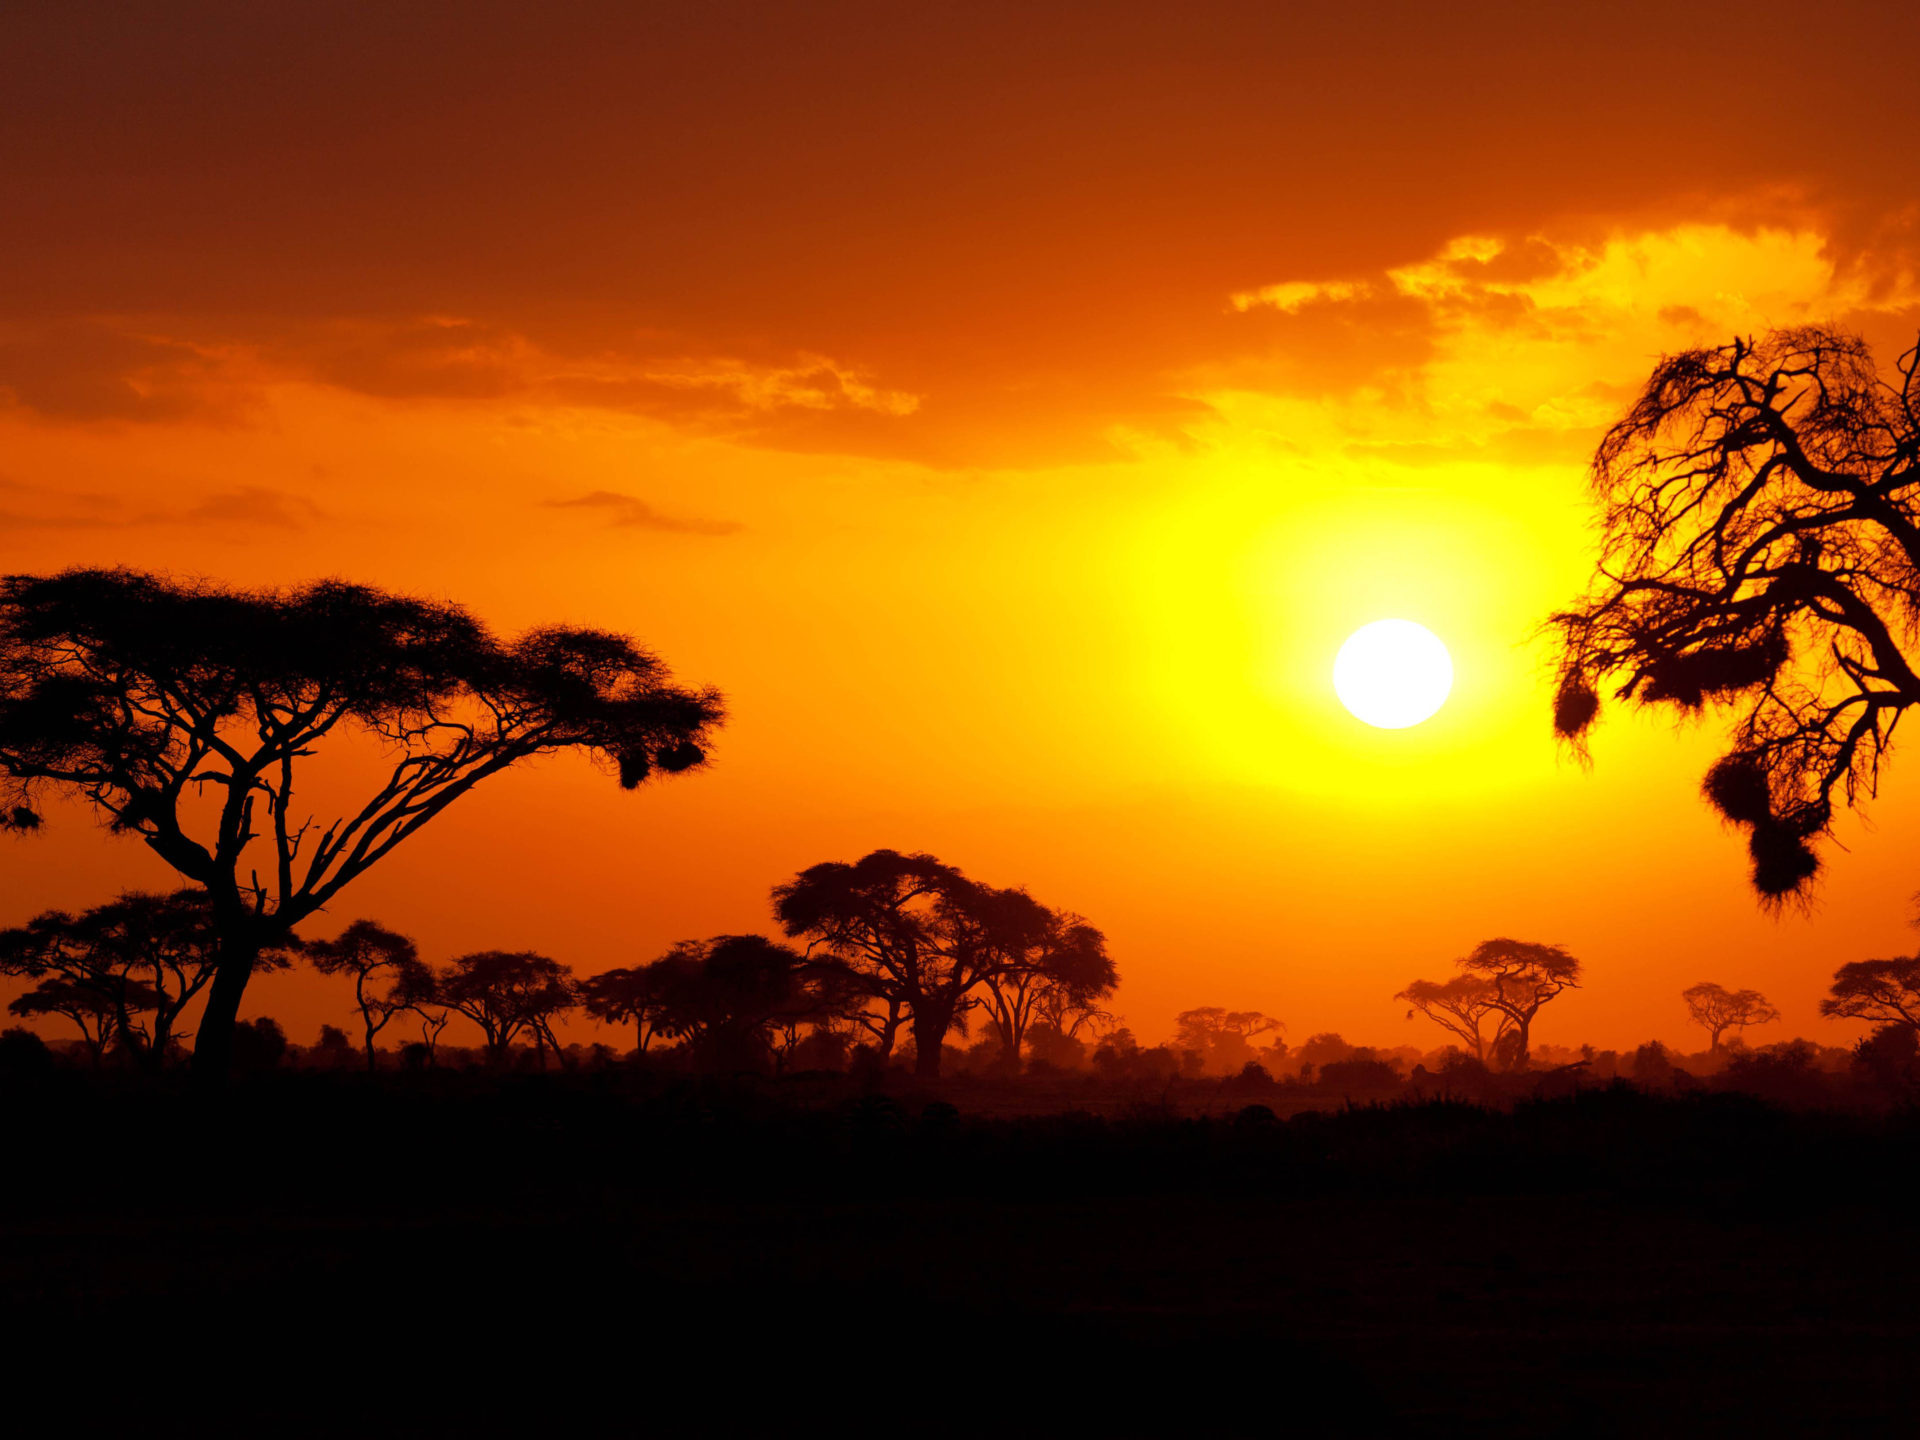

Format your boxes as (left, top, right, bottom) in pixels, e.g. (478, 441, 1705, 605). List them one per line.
(1333, 619, 1453, 729)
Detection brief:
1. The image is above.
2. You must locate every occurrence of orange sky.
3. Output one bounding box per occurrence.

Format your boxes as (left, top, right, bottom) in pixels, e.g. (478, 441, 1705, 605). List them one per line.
(4, 2, 1920, 1055)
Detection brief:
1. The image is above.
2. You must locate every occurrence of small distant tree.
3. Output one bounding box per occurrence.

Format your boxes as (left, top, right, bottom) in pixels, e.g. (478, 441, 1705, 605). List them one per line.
(1819, 956, 1920, 1031)
(309, 1023, 356, 1069)
(438, 951, 578, 1066)
(1172, 1008, 1284, 1075)
(0, 568, 723, 1076)
(6, 976, 146, 1063)
(301, 920, 433, 1071)
(1455, 939, 1582, 1071)
(0, 890, 290, 1067)
(1396, 975, 1512, 1064)
(230, 1016, 287, 1072)
(579, 962, 683, 1054)
(1681, 981, 1780, 1051)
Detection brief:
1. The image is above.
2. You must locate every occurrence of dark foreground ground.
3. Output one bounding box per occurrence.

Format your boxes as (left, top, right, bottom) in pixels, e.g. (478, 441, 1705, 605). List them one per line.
(5, 1068, 1919, 1436)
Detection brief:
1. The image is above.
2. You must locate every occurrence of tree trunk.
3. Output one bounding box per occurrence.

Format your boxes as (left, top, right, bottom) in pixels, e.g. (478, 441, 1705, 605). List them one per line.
(1510, 1016, 1532, 1072)
(911, 1005, 950, 1080)
(875, 1006, 902, 1063)
(190, 934, 261, 1079)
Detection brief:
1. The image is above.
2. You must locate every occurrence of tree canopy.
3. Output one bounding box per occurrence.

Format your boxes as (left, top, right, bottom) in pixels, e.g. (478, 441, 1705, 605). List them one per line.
(302, 920, 434, 1071)
(1397, 975, 1511, 1064)
(438, 950, 578, 1064)
(0, 567, 722, 1073)
(772, 848, 1111, 1078)
(0, 889, 290, 1065)
(1549, 327, 1920, 903)
(1820, 957, 1920, 1031)
(1455, 938, 1581, 1070)
(1681, 981, 1779, 1050)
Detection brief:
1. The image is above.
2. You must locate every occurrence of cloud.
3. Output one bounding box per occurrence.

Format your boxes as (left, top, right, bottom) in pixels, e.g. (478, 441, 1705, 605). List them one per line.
(0, 321, 240, 423)
(0, 4, 1915, 467)
(544, 490, 742, 536)
(1197, 220, 1920, 471)
(0, 478, 322, 533)
(179, 486, 324, 530)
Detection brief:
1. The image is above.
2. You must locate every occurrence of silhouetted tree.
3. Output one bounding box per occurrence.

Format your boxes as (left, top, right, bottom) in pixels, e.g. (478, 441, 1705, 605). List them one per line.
(643, 934, 823, 1072)
(309, 1023, 355, 1069)
(0, 890, 290, 1067)
(978, 901, 1115, 1066)
(230, 1016, 287, 1073)
(775, 850, 1091, 1079)
(438, 951, 578, 1066)
(1455, 938, 1582, 1071)
(412, 1001, 452, 1064)
(1681, 981, 1780, 1050)
(579, 962, 683, 1054)
(1172, 1007, 1283, 1075)
(1396, 975, 1511, 1063)
(1852, 1023, 1920, 1094)
(1549, 328, 1920, 903)
(302, 920, 433, 1071)
(774, 851, 967, 1075)
(1820, 956, 1920, 1031)
(0, 568, 723, 1075)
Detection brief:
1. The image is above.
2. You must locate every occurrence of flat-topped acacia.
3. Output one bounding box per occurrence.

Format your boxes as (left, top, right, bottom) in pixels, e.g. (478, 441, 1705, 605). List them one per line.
(0, 568, 723, 1075)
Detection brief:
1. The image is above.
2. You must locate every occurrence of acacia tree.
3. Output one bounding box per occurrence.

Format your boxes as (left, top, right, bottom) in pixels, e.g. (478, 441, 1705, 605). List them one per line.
(0, 889, 289, 1067)
(1454, 938, 1581, 1071)
(1397, 974, 1512, 1064)
(438, 950, 578, 1066)
(579, 960, 685, 1054)
(661, 934, 825, 1072)
(976, 897, 1115, 1067)
(6, 975, 154, 1067)
(1819, 957, 1920, 1031)
(301, 920, 433, 1071)
(1681, 981, 1780, 1051)
(0, 568, 722, 1076)
(1171, 1007, 1283, 1074)
(774, 849, 1094, 1079)
(1548, 328, 1920, 904)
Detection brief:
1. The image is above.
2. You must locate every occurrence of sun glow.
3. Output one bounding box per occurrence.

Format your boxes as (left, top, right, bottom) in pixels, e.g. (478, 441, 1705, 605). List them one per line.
(1333, 620, 1453, 729)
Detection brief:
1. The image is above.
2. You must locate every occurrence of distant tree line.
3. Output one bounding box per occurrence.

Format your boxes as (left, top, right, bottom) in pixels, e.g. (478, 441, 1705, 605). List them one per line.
(8, 888, 1919, 1096)
(0, 848, 1117, 1079)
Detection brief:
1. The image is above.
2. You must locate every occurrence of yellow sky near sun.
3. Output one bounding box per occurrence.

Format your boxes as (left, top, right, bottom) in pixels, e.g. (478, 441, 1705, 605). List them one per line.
(4, 218, 1920, 1055)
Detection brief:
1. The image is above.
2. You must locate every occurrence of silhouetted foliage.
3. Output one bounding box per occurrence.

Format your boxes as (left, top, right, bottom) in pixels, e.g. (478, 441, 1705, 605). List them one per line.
(1681, 981, 1779, 1050)
(1397, 974, 1511, 1063)
(773, 849, 1108, 1079)
(654, 934, 816, 1073)
(309, 1023, 355, 1069)
(1455, 939, 1582, 1070)
(1318, 1058, 1402, 1096)
(1853, 1023, 1920, 1096)
(0, 890, 290, 1066)
(578, 962, 683, 1054)
(301, 919, 433, 1071)
(1820, 956, 1920, 1030)
(0, 1025, 54, 1079)
(1172, 1007, 1284, 1075)
(229, 1016, 287, 1073)
(0, 568, 723, 1074)
(978, 902, 1115, 1067)
(1549, 328, 1920, 903)
(438, 951, 578, 1066)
